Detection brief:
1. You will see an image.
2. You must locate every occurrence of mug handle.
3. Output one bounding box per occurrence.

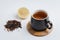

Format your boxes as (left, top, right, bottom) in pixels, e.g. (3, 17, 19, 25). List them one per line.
(47, 21, 52, 29)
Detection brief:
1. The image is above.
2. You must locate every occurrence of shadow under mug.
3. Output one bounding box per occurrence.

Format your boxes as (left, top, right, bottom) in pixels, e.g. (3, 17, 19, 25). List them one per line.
(31, 10, 52, 31)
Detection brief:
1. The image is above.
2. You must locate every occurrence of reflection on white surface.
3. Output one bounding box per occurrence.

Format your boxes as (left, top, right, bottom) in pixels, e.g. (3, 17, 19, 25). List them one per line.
(0, 0, 60, 40)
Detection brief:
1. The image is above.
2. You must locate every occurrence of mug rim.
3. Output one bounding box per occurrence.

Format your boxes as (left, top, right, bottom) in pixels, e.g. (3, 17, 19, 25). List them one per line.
(32, 10, 48, 20)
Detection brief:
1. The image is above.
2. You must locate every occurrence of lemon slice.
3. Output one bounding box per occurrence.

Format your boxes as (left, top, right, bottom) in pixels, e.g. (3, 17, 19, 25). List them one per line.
(18, 7, 29, 19)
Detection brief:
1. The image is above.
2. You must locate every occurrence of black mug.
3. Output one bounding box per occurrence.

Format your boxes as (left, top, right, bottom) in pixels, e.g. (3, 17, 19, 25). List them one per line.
(31, 10, 52, 31)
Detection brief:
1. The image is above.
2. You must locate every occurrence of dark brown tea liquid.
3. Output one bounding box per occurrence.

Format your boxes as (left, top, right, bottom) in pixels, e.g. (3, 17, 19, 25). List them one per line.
(33, 11, 47, 20)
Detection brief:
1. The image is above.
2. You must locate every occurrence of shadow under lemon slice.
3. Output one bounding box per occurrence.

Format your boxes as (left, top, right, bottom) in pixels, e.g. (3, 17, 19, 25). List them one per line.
(18, 7, 29, 19)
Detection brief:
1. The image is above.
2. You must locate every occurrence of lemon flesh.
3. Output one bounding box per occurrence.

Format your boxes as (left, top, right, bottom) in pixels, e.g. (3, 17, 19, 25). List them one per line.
(18, 7, 29, 19)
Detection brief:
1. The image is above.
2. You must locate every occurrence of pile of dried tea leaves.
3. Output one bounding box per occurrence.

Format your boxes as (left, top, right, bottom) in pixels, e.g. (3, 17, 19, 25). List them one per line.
(4, 20, 21, 31)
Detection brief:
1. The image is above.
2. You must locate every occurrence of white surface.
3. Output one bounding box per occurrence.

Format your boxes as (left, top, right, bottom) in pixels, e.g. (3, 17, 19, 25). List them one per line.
(0, 0, 59, 40)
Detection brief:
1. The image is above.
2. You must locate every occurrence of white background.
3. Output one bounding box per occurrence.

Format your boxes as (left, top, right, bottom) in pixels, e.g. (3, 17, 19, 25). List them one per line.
(0, 0, 60, 40)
